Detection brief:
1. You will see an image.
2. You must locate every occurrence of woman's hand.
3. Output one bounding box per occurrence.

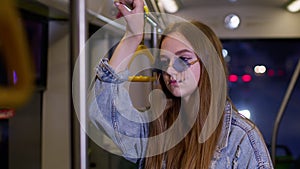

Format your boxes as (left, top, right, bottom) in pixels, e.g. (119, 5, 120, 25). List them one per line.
(114, 0, 144, 39)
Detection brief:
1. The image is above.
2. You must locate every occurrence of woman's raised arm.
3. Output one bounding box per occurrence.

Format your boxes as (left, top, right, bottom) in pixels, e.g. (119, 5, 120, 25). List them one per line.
(109, 0, 145, 73)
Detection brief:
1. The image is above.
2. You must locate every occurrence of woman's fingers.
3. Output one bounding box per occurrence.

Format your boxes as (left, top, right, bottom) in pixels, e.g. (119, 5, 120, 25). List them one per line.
(114, 0, 145, 37)
(114, 2, 131, 16)
(114, 0, 144, 16)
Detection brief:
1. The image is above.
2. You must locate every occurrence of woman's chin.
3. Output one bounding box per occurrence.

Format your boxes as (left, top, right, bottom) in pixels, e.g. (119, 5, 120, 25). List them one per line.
(168, 89, 183, 98)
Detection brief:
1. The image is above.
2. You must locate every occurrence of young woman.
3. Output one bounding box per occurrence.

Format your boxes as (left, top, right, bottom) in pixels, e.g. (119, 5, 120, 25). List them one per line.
(89, 0, 273, 168)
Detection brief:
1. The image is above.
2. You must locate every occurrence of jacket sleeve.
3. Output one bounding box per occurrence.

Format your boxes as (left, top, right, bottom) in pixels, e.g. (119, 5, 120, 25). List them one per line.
(88, 58, 148, 163)
(241, 126, 274, 169)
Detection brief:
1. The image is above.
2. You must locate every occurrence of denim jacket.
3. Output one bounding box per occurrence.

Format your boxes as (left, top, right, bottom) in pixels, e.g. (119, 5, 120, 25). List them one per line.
(89, 58, 274, 169)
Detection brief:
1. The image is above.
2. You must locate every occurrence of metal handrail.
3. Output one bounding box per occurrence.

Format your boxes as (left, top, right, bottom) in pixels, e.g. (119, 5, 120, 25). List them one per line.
(271, 58, 300, 167)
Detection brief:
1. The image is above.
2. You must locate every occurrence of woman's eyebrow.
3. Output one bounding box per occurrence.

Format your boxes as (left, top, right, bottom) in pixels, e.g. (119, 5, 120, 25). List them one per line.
(175, 49, 194, 56)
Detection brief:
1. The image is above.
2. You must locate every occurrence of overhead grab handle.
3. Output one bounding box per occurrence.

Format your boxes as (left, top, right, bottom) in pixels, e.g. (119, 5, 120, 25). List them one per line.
(127, 45, 157, 82)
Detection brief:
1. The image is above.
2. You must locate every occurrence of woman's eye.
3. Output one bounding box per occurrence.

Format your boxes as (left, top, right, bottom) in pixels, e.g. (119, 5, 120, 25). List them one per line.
(178, 56, 191, 64)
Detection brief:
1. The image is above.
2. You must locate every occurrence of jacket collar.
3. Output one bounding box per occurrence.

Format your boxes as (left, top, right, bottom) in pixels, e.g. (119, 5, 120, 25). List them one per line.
(216, 100, 232, 151)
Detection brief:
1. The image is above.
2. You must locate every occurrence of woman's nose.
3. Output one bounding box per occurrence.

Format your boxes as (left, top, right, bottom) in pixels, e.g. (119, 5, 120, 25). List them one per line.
(166, 61, 177, 75)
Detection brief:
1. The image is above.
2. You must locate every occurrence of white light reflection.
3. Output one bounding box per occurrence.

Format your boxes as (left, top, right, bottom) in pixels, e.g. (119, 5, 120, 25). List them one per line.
(239, 109, 251, 119)
(222, 49, 231, 62)
(224, 14, 240, 29)
(160, 0, 179, 13)
(287, 0, 300, 13)
(222, 49, 228, 58)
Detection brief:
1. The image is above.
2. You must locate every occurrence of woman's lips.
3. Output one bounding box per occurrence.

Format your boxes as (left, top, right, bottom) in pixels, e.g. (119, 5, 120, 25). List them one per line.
(169, 80, 179, 86)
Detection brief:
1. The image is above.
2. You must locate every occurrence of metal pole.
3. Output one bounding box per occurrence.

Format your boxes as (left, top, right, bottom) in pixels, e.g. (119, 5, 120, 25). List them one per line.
(271, 58, 300, 167)
(151, 25, 158, 49)
(87, 9, 161, 30)
(70, 0, 87, 169)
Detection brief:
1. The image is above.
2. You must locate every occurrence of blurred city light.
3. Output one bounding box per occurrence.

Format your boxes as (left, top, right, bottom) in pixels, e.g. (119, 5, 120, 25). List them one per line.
(254, 65, 266, 74)
(229, 74, 238, 82)
(267, 69, 275, 77)
(278, 69, 285, 76)
(242, 74, 252, 82)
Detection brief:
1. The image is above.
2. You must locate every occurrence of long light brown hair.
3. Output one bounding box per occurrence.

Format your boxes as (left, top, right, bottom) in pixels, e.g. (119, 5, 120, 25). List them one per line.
(144, 21, 228, 169)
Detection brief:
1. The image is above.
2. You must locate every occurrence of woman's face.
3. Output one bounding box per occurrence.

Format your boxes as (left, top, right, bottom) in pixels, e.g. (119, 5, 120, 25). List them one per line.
(160, 32, 201, 101)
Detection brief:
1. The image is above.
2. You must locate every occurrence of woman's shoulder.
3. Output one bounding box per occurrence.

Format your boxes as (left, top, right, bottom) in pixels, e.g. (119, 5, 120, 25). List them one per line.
(215, 101, 273, 168)
(218, 102, 261, 148)
(230, 110, 256, 133)
(226, 110, 273, 168)
(229, 110, 267, 151)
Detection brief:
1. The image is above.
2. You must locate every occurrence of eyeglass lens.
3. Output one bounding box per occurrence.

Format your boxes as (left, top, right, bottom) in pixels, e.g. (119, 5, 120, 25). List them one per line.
(158, 57, 197, 73)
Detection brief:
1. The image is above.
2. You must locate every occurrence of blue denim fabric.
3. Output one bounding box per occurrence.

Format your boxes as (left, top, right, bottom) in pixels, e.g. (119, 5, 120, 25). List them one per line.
(89, 59, 274, 169)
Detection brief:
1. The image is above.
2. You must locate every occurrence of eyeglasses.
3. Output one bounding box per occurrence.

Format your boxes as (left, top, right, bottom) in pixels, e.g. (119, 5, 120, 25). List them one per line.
(157, 57, 198, 73)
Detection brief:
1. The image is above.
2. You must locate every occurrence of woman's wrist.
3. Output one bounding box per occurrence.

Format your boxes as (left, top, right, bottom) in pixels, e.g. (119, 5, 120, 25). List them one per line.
(108, 33, 143, 73)
(124, 28, 144, 42)
(124, 31, 144, 43)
